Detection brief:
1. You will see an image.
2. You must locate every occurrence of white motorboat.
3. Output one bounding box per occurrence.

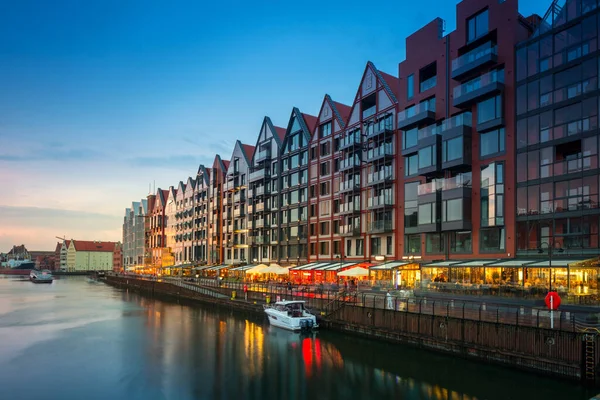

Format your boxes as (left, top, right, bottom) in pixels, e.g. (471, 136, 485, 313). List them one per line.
(29, 269, 53, 284)
(263, 300, 318, 332)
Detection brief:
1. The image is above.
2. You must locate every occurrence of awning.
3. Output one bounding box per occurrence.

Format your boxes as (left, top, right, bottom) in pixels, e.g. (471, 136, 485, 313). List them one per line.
(323, 262, 363, 271)
(370, 261, 409, 270)
(169, 263, 194, 269)
(229, 265, 255, 271)
(423, 261, 461, 267)
(527, 259, 590, 268)
(486, 260, 537, 267)
(205, 264, 230, 271)
(289, 263, 319, 270)
(451, 260, 498, 267)
(300, 262, 334, 271)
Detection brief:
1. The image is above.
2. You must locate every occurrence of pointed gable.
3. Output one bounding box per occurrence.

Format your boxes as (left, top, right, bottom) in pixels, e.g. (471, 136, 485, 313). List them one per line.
(242, 144, 255, 163)
(347, 61, 399, 127)
(314, 94, 352, 138)
(281, 107, 314, 152)
(197, 164, 210, 187)
(186, 177, 196, 192)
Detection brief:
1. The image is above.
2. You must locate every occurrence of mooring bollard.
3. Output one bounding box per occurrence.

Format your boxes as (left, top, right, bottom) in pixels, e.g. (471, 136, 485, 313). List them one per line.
(482, 303, 486, 311)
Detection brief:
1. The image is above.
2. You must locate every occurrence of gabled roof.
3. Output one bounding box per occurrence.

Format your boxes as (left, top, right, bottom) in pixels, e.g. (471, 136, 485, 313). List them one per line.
(212, 154, 227, 174)
(72, 240, 117, 253)
(242, 144, 255, 162)
(55, 242, 62, 253)
(222, 160, 230, 170)
(177, 181, 186, 194)
(302, 113, 318, 133)
(281, 107, 315, 151)
(170, 185, 179, 201)
(314, 94, 351, 136)
(275, 127, 286, 142)
(196, 164, 211, 186)
(7, 245, 28, 255)
(333, 100, 351, 127)
(368, 61, 399, 104)
(252, 117, 286, 156)
(185, 177, 196, 191)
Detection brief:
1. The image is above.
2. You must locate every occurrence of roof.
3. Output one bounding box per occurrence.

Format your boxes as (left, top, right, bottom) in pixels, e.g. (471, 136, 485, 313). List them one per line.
(7, 245, 28, 255)
(55, 242, 62, 252)
(72, 240, 117, 252)
(379, 70, 400, 99)
(332, 101, 351, 127)
(242, 144, 255, 161)
(274, 126, 286, 142)
(222, 160, 230, 170)
(301, 113, 318, 133)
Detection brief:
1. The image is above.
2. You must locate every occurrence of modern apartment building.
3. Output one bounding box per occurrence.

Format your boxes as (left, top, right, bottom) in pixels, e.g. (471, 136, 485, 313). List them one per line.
(209, 155, 228, 265)
(309, 95, 351, 262)
(148, 189, 169, 268)
(248, 117, 286, 264)
(165, 186, 178, 265)
(397, 0, 532, 263)
(194, 165, 211, 263)
(223, 141, 255, 264)
(122, 199, 147, 269)
(278, 108, 317, 265)
(516, 0, 600, 259)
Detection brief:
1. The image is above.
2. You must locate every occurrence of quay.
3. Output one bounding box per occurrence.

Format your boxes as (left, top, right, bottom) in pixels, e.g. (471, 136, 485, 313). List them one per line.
(105, 274, 600, 387)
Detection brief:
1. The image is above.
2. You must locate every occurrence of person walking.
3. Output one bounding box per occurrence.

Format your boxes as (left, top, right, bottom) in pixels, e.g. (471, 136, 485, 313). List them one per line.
(386, 290, 394, 310)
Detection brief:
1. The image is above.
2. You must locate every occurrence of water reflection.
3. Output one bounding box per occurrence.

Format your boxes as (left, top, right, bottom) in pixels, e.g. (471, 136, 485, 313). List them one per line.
(0, 276, 591, 400)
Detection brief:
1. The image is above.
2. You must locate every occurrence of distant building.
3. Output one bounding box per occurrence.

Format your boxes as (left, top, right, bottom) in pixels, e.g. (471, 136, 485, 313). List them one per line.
(6, 245, 30, 261)
(113, 243, 122, 272)
(122, 199, 148, 270)
(66, 240, 117, 271)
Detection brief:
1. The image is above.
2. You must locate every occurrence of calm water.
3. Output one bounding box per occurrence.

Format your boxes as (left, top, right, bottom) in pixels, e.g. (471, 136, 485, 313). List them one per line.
(0, 276, 591, 400)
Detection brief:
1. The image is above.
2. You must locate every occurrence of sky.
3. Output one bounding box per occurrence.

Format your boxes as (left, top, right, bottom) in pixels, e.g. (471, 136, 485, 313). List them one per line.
(0, 0, 547, 251)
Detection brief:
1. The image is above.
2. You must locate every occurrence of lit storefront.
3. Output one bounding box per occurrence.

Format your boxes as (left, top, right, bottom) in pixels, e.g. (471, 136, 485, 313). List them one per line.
(369, 261, 421, 289)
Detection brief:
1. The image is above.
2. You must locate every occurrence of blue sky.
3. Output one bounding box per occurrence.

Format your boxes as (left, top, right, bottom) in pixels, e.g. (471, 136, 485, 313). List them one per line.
(0, 0, 547, 250)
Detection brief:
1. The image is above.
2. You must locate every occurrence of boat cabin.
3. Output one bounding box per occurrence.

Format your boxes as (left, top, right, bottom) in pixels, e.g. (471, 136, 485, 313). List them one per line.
(274, 301, 306, 317)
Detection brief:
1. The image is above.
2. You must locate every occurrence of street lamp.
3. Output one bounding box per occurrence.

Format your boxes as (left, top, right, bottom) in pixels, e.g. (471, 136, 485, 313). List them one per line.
(538, 240, 564, 292)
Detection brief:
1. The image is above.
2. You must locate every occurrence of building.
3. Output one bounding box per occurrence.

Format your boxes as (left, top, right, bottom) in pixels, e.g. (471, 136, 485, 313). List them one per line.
(277, 108, 317, 266)
(180, 178, 196, 264)
(66, 240, 117, 271)
(209, 156, 228, 265)
(309, 95, 351, 263)
(223, 141, 255, 265)
(248, 117, 286, 264)
(194, 165, 211, 264)
(165, 185, 178, 266)
(148, 189, 169, 269)
(122, 199, 148, 270)
(5, 245, 30, 261)
(113, 242, 122, 272)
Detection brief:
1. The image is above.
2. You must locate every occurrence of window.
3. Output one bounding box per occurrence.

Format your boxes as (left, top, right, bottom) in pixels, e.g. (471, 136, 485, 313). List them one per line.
(333, 240, 340, 255)
(334, 137, 340, 152)
(480, 227, 505, 252)
(356, 239, 364, 256)
(320, 222, 330, 235)
(386, 236, 393, 255)
(346, 239, 352, 256)
(333, 220, 340, 234)
(442, 198, 463, 222)
(477, 95, 502, 124)
(320, 142, 330, 156)
(468, 9, 488, 42)
(442, 136, 463, 163)
(404, 234, 421, 254)
(426, 233, 444, 253)
(405, 154, 419, 176)
(309, 242, 316, 255)
(320, 161, 330, 176)
(480, 128, 505, 158)
(319, 122, 331, 138)
(419, 63, 437, 93)
(310, 223, 316, 236)
(481, 162, 504, 227)
(407, 74, 414, 100)
(310, 185, 316, 198)
(334, 158, 340, 173)
(371, 237, 381, 256)
(320, 182, 330, 196)
(310, 147, 317, 160)
(404, 182, 419, 228)
(418, 145, 436, 169)
(319, 241, 329, 255)
(418, 203, 436, 225)
(450, 231, 472, 253)
(403, 128, 418, 149)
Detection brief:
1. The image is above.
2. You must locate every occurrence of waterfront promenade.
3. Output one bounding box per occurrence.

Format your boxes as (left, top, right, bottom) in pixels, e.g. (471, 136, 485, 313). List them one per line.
(106, 273, 600, 385)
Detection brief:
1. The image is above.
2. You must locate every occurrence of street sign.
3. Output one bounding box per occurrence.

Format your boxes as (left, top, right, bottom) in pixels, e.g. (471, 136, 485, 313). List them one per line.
(545, 291, 561, 310)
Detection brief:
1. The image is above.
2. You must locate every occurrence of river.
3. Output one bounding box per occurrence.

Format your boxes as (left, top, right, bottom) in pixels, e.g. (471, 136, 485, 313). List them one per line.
(0, 276, 591, 400)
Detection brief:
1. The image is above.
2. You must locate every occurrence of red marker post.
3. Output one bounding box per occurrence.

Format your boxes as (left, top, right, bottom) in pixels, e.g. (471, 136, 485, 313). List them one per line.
(243, 284, 248, 302)
(545, 292, 561, 329)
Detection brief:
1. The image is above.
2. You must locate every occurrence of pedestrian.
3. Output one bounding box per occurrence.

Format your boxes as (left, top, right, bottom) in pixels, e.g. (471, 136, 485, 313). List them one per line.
(344, 280, 348, 292)
(386, 290, 393, 310)
(287, 281, 292, 292)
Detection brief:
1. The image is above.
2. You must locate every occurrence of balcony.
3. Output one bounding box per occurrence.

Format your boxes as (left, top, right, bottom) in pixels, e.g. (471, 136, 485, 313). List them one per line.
(254, 219, 265, 228)
(233, 208, 245, 218)
(453, 69, 504, 108)
(253, 202, 265, 212)
(250, 236, 267, 245)
(398, 102, 436, 130)
(340, 224, 361, 237)
(255, 149, 271, 163)
(255, 186, 270, 197)
(233, 192, 245, 203)
(366, 170, 393, 186)
(340, 157, 361, 172)
(362, 105, 376, 120)
(368, 220, 392, 234)
(452, 42, 498, 80)
(366, 124, 394, 140)
(366, 143, 394, 162)
(420, 76, 437, 93)
(249, 168, 269, 182)
(340, 134, 362, 151)
(339, 201, 360, 215)
(440, 177, 472, 232)
(440, 112, 473, 169)
(367, 195, 393, 209)
(339, 179, 361, 194)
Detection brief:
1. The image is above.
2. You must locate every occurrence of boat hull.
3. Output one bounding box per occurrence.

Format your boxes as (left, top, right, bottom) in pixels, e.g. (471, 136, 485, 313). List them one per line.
(265, 310, 318, 332)
(29, 278, 53, 284)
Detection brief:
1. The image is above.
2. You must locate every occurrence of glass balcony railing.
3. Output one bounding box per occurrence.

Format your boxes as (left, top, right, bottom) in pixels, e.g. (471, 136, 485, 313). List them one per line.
(254, 202, 264, 212)
(452, 42, 497, 72)
(339, 202, 360, 213)
(255, 149, 271, 161)
(363, 106, 376, 119)
(367, 170, 393, 184)
(254, 219, 265, 228)
(340, 224, 361, 236)
(398, 101, 435, 123)
(418, 124, 442, 140)
(453, 69, 504, 99)
(418, 181, 441, 196)
(441, 174, 472, 191)
(420, 76, 437, 92)
(340, 179, 360, 192)
(249, 168, 268, 181)
(544, 155, 598, 178)
(368, 220, 392, 233)
(367, 195, 394, 208)
(366, 144, 394, 160)
(340, 157, 361, 170)
(441, 111, 472, 132)
(340, 133, 362, 149)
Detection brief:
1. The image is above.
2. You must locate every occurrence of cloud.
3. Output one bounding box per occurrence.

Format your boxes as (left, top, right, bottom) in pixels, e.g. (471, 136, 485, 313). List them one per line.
(0, 144, 103, 162)
(127, 154, 200, 170)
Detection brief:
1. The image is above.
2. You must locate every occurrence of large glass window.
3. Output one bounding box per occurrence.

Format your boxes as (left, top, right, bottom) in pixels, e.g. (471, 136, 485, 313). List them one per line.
(442, 136, 463, 162)
(404, 182, 419, 228)
(426, 233, 444, 253)
(477, 95, 502, 124)
(371, 237, 381, 256)
(418, 203, 436, 225)
(480, 128, 505, 158)
(418, 145, 436, 169)
(481, 162, 504, 227)
(403, 128, 418, 149)
(480, 227, 505, 252)
(407, 74, 414, 100)
(405, 154, 419, 176)
(450, 231, 472, 253)
(404, 234, 421, 255)
(442, 198, 463, 222)
(467, 9, 488, 42)
(319, 122, 331, 138)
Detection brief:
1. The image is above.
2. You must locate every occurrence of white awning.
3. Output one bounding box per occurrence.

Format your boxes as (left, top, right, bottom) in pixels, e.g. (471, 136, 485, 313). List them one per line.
(527, 259, 590, 268)
(370, 261, 409, 270)
(324, 262, 363, 271)
(451, 260, 498, 267)
(229, 265, 255, 271)
(486, 260, 537, 267)
(206, 264, 229, 271)
(423, 261, 461, 267)
(289, 263, 318, 271)
(301, 262, 334, 271)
